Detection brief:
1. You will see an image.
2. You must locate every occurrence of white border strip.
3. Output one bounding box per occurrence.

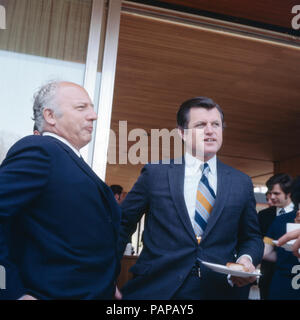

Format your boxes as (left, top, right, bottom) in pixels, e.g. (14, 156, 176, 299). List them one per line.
(81, 0, 105, 164)
(92, 0, 122, 179)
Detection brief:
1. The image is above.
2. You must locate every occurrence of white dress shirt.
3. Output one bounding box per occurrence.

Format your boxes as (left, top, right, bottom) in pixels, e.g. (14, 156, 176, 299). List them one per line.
(42, 132, 81, 158)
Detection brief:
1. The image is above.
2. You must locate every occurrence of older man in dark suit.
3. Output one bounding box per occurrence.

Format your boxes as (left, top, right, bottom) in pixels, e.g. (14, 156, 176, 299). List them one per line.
(0, 81, 121, 299)
(118, 97, 263, 299)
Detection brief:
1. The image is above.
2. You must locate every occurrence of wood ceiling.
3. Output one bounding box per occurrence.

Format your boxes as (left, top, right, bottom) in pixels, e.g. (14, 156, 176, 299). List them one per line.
(128, 0, 299, 31)
(105, 1, 300, 192)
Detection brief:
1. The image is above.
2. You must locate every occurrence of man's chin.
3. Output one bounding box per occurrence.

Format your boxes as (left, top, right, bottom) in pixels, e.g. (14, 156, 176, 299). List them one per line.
(187, 149, 204, 161)
(78, 138, 92, 150)
(204, 152, 217, 161)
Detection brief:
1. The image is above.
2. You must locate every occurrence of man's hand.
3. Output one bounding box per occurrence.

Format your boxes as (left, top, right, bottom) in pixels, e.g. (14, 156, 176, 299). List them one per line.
(277, 229, 300, 258)
(18, 295, 37, 300)
(230, 256, 257, 287)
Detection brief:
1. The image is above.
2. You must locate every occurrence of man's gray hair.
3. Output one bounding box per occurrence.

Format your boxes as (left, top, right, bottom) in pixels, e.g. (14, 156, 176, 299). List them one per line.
(32, 81, 62, 133)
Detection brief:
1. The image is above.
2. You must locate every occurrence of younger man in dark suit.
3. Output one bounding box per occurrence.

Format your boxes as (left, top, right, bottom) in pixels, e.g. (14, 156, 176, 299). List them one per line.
(118, 97, 263, 299)
(258, 174, 294, 299)
(0, 81, 121, 299)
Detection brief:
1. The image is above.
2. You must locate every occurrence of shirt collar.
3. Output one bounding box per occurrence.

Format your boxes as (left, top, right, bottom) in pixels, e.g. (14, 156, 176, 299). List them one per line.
(206, 155, 217, 175)
(43, 132, 81, 158)
(276, 202, 295, 215)
(184, 152, 217, 175)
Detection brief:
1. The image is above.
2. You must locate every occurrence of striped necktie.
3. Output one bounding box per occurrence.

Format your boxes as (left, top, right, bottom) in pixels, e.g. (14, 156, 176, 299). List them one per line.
(194, 163, 216, 244)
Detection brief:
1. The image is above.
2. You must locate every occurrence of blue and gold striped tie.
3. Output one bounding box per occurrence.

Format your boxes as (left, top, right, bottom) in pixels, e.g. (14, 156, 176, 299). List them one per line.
(194, 163, 216, 244)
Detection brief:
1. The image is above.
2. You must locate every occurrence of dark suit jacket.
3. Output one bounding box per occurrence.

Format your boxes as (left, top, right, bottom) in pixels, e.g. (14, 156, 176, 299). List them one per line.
(118, 158, 264, 299)
(258, 206, 277, 237)
(257, 206, 277, 299)
(0, 135, 121, 299)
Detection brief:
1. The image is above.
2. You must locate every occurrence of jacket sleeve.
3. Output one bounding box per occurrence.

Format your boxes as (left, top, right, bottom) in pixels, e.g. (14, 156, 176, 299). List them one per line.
(118, 164, 150, 260)
(0, 142, 51, 299)
(236, 176, 264, 266)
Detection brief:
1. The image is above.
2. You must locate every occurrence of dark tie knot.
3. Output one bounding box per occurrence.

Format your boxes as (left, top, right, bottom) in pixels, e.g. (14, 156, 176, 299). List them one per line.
(201, 163, 209, 175)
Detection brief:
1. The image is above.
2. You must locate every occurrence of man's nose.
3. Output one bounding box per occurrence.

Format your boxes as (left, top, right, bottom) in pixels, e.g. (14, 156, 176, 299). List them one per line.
(88, 107, 98, 120)
(204, 124, 213, 134)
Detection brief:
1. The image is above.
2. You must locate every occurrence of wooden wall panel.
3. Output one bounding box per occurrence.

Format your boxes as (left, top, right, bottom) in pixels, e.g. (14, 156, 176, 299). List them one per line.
(0, 0, 91, 63)
(105, 11, 300, 191)
(275, 156, 300, 178)
(136, 0, 299, 29)
(117, 255, 138, 289)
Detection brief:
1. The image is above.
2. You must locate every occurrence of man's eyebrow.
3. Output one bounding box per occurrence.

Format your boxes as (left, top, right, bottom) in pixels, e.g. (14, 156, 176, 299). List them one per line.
(193, 121, 206, 125)
(193, 120, 221, 125)
(76, 101, 94, 108)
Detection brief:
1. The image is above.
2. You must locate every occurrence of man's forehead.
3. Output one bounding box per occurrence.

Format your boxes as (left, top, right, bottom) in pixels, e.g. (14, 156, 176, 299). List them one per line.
(59, 81, 81, 88)
(57, 82, 92, 102)
(58, 82, 86, 94)
(189, 107, 222, 121)
(270, 184, 283, 193)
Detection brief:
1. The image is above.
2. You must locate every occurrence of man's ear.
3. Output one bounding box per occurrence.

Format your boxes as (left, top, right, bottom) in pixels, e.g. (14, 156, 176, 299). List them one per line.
(43, 108, 56, 126)
(177, 127, 185, 141)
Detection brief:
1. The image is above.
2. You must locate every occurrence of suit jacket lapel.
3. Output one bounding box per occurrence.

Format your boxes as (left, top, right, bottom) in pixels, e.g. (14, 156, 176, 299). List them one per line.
(67, 149, 119, 217)
(201, 159, 231, 242)
(64, 145, 121, 235)
(168, 158, 197, 243)
(57, 139, 104, 189)
(48, 137, 120, 229)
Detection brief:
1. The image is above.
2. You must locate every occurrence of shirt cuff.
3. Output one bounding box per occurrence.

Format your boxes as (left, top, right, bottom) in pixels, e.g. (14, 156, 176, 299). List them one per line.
(237, 254, 253, 264)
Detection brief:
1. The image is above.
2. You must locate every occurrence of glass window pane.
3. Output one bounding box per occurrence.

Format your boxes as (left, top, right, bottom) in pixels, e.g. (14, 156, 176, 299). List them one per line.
(0, 0, 92, 162)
